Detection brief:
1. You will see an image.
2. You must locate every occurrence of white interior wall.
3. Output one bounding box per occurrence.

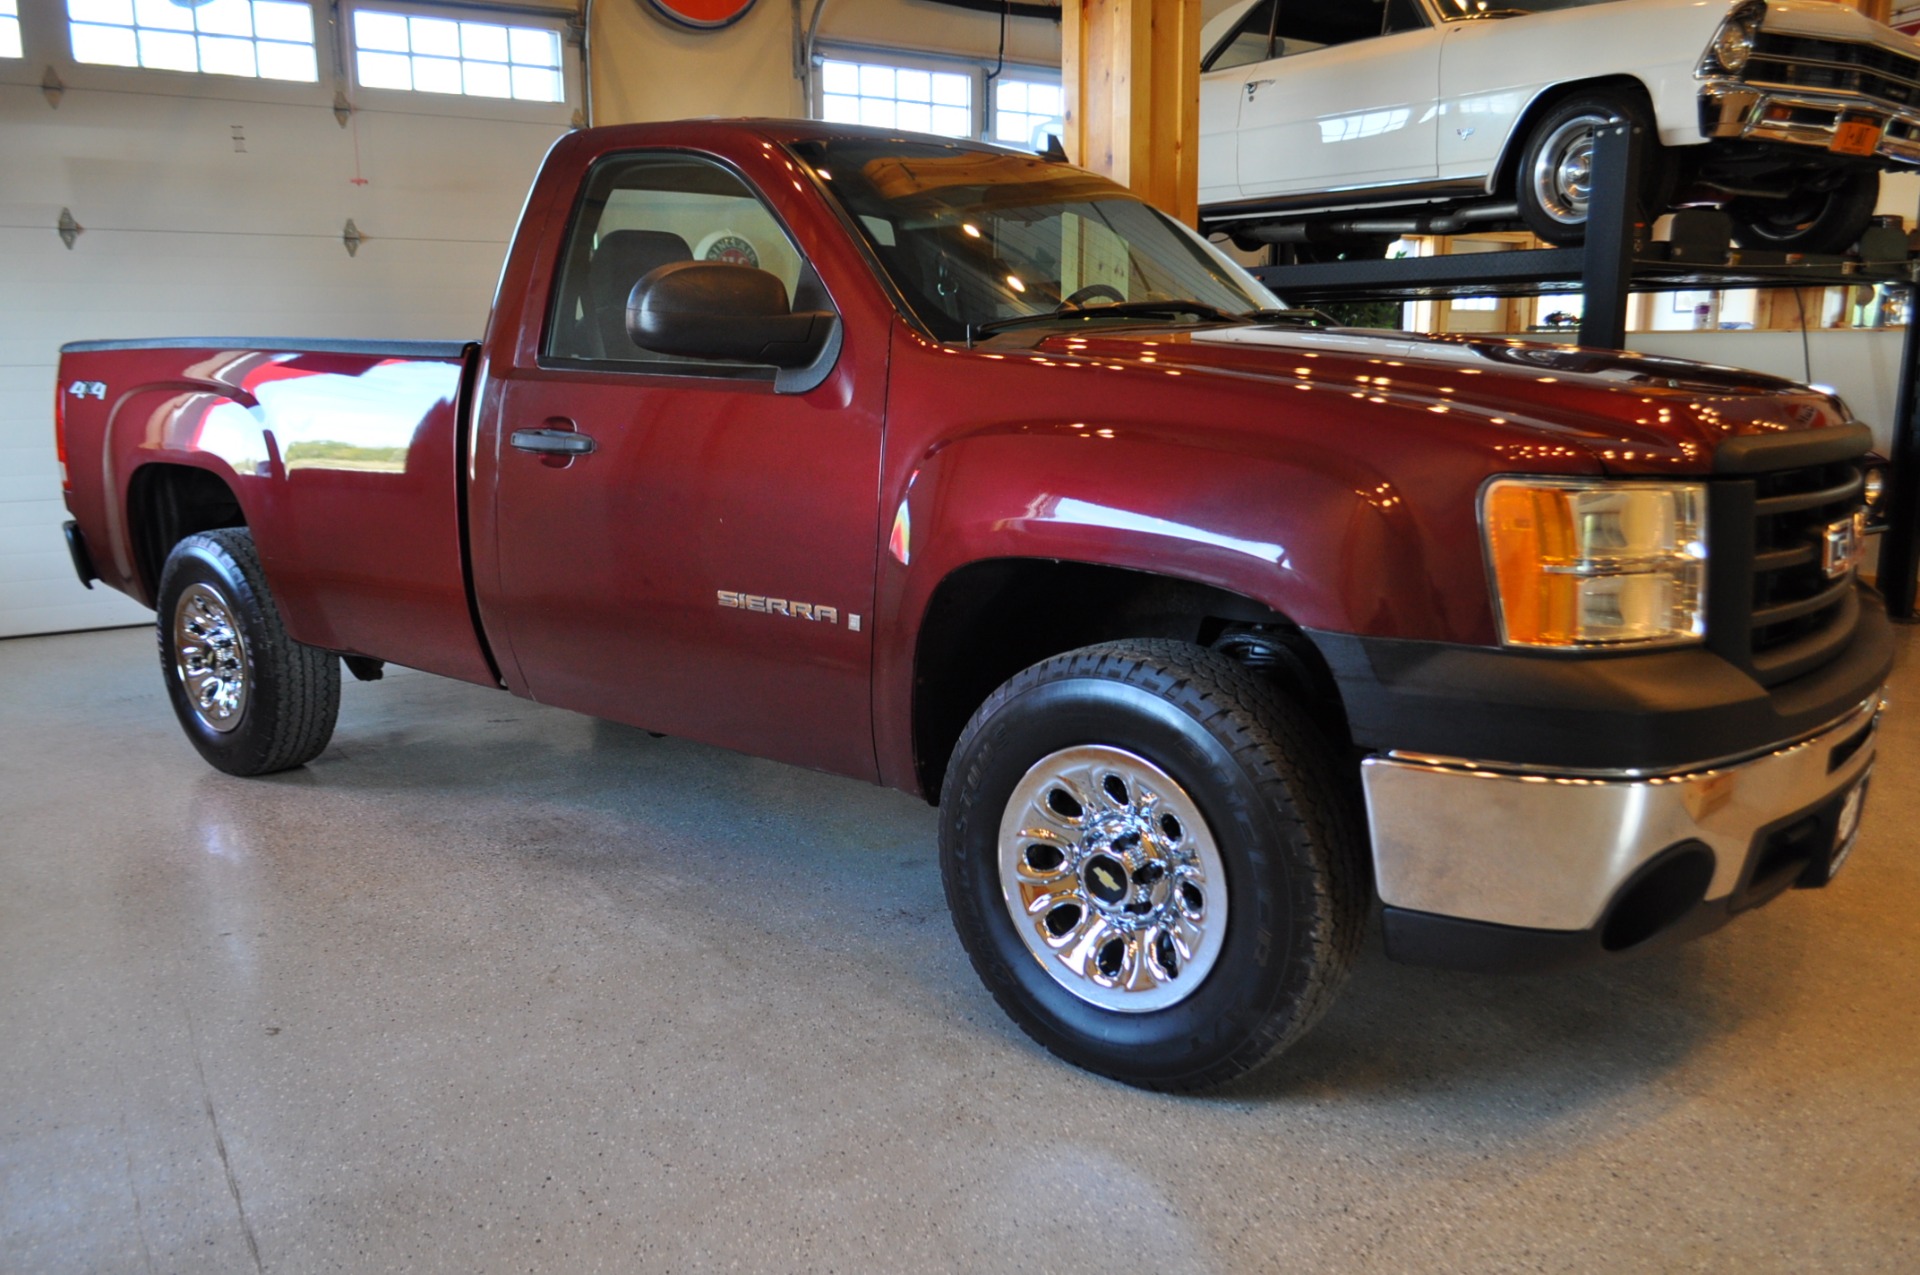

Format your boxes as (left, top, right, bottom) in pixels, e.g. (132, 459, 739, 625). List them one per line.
(1629, 330, 1907, 456)
(0, 1, 574, 637)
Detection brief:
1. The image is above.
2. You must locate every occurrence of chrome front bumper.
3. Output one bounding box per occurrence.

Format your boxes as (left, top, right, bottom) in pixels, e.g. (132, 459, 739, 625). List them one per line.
(1361, 692, 1885, 933)
(1701, 79, 1920, 166)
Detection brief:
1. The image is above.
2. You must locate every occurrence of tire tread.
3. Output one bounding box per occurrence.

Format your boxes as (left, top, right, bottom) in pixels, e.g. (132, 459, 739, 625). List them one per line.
(156, 528, 340, 776)
(941, 638, 1367, 1092)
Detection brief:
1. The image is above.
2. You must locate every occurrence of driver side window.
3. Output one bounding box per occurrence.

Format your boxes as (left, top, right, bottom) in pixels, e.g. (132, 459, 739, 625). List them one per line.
(1272, 2, 1400, 56)
(1208, 1, 1419, 71)
(544, 154, 828, 370)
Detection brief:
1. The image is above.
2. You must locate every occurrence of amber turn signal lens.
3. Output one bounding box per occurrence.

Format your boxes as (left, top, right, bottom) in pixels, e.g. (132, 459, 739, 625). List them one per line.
(1483, 479, 1707, 649)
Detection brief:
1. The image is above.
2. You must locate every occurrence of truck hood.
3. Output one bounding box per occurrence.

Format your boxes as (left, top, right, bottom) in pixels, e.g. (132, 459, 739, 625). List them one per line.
(1033, 325, 1853, 475)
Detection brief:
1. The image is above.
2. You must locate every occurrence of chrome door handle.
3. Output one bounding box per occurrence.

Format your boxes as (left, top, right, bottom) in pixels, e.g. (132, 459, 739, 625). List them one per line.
(1245, 79, 1273, 100)
(510, 428, 596, 456)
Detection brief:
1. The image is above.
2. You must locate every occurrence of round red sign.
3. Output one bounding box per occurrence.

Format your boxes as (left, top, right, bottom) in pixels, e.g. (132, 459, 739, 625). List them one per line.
(647, 0, 757, 29)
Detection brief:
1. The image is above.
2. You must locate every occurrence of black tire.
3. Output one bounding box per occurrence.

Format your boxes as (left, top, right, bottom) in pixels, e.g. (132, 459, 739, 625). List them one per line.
(938, 639, 1366, 1092)
(156, 528, 340, 776)
(1728, 168, 1881, 255)
(1516, 90, 1666, 246)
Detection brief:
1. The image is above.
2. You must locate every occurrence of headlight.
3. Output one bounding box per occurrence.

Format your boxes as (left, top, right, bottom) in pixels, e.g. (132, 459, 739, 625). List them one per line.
(1482, 478, 1708, 649)
(1704, 2, 1764, 75)
(1863, 462, 1890, 533)
(1714, 23, 1756, 73)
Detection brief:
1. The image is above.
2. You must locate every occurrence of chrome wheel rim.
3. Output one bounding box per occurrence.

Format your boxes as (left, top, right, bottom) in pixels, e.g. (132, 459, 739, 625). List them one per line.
(1531, 113, 1607, 226)
(173, 582, 250, 733)
(998, 745, 1226, 1013)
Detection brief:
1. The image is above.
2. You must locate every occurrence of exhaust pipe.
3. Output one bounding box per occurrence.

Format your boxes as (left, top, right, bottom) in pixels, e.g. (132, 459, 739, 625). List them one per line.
(1243, 202, 1521, 244)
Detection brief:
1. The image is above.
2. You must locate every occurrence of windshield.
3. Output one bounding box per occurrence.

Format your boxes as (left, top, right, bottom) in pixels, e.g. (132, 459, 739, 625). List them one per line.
(1436, 0, 1619, 16)
(790, 138, 1279, 342)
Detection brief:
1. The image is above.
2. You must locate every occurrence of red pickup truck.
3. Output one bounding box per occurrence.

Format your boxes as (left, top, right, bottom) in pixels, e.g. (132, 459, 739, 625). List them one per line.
(55, 119, 1893, 1091)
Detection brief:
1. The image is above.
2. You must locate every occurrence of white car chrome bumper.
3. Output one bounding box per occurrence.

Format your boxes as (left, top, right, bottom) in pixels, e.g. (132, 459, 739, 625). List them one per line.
(1701, 79, 1920, 166)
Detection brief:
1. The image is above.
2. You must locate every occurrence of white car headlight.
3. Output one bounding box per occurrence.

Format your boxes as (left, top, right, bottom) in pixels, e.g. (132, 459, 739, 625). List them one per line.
(1482, 478, 1708, 649)
(1705, 2, 1765, 75)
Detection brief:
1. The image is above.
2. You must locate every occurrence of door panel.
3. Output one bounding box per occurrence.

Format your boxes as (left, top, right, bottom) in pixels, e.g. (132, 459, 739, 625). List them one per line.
(1438, 18, 1544, 181)
(483, 152, 883, 780)
(1237, 26, 1444, 198)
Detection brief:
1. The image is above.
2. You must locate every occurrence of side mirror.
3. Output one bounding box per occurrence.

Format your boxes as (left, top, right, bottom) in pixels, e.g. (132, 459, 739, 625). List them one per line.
(626, 262, 836, 371)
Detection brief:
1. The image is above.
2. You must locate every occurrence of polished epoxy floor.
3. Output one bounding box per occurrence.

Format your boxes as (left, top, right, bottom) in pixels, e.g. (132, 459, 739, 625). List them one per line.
(3, 624, 1917, 1273)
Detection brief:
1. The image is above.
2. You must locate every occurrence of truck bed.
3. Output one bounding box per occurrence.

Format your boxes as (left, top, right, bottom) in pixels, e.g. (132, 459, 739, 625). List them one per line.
(57, 337, 496, 688)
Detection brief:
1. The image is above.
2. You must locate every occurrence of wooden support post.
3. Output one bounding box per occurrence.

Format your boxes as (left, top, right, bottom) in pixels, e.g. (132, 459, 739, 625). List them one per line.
(1062, 0, 1203, 225)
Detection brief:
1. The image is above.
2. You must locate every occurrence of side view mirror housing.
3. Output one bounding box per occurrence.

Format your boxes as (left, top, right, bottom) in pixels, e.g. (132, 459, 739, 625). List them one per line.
(627, 263, 840, 391)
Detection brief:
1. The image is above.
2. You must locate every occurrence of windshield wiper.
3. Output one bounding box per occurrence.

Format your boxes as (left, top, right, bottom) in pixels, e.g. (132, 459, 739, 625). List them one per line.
(1242, 308, 1338, 327)
(967, 299, 1239, 344)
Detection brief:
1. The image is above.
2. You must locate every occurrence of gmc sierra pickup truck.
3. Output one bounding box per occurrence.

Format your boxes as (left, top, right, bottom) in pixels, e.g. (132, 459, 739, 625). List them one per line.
(55, 119, 1893, 1091)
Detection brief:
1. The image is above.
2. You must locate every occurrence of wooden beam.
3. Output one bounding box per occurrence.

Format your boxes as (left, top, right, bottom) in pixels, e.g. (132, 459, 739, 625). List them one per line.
(1062, 0, 1203, 226)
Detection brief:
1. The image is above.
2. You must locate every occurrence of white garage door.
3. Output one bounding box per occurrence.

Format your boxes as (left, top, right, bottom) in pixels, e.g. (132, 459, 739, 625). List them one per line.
(1, 0, 576, 636)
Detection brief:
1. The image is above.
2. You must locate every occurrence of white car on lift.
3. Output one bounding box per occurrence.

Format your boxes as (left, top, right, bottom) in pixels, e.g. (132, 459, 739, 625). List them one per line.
(1198, 0, 1920, 255)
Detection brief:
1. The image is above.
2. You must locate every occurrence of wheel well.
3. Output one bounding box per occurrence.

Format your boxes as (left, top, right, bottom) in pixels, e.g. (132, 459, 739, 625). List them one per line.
(127, 464, 246, 598)
(911, 559, 1350, 801)
(1496, 75, 1654, 200)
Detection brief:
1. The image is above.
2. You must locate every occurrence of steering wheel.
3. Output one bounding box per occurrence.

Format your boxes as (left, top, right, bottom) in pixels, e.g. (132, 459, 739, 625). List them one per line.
(1064, 283, 1126, 307)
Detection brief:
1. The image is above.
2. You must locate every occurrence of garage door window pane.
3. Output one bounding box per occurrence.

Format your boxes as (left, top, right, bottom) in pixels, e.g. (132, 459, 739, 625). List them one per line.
(353, 8, 565, 103)
(131, 0, 192, 33)
(357, 48, 408, 88)
(195, 0, 255, 39)
(69, 0, 131, 24)
(68, 0, 319, 80)
(461, 22, 507, 63)
(408, 15, 458, 57)
(199, 34, 257, 75)
(355, 9, 406, 50)
(70, 20, 137, 63)
(253, 0, 310, 42)
(412, 54, 460, 94)
(463, 59, 511, 98)
(819, 57, 974, 139)
(511, 65, 560, 102)
(820, 60, 856, 95)
(255, 37, 314, 80)
(993, 77, 1063, 151)
(138, 28, 198, 70)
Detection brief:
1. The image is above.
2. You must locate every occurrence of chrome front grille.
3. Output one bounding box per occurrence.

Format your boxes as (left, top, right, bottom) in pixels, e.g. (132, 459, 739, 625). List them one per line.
(1707, 457, 1868, 688)
(1746, 33, 1920, 109)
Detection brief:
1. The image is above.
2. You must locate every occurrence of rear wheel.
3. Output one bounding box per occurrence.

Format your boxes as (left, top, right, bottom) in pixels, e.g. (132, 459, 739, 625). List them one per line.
(156, 528, 340, 776)
(939, 640, 1365, 1091)
(1728, 169, 1881, 255)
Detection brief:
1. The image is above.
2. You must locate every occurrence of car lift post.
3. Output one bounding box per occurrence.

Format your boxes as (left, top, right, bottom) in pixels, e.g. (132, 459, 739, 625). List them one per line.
(1879, 285, 1920, 619)
(1578, 119, 1639, 350)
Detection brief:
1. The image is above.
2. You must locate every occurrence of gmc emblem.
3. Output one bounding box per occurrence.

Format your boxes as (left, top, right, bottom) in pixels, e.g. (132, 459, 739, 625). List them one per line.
(1821, 512, 1868, 580)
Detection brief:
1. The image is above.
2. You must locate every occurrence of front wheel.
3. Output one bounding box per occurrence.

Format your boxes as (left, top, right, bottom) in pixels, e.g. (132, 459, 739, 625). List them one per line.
(939, 640, 1366, 1091)
(156, 528, 340, 776)
(1728, 169, 1881, 255)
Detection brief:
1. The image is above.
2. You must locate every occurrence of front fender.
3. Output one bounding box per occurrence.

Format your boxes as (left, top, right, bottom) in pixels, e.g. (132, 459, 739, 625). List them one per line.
(869, 418, 1466, 793)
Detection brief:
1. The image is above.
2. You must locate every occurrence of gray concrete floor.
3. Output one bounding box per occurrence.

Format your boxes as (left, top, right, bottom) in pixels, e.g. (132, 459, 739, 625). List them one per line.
(2, 625, 1917, 1274)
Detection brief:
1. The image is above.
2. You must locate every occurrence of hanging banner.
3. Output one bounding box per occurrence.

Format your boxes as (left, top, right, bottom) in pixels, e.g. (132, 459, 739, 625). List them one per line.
(647, 0, 758, 29)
